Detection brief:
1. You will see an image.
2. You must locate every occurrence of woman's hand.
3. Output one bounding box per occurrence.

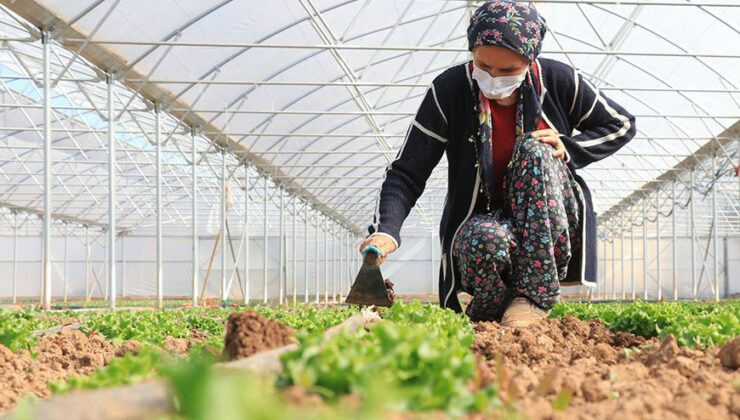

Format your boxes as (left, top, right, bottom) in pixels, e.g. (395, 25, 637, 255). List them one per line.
(531, 129, 566, 160)
(359, 235, 397, 265)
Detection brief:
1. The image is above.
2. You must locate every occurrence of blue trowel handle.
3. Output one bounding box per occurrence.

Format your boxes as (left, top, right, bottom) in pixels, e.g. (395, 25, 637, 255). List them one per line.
(362, 245, 382, 265)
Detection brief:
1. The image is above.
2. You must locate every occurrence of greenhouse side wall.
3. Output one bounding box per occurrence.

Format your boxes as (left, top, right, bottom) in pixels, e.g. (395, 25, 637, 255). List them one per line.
(595, 236, 740, 299)
(0, 234, 737, 302)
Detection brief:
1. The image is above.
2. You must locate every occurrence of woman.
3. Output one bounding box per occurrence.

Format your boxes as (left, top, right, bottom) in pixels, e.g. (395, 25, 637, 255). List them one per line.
(360, 1, 635, 325)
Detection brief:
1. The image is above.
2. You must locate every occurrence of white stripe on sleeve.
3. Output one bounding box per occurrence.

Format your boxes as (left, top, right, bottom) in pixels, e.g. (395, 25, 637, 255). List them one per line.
(430, 83, 448, 125)
(569, 67, 580, 116)
(412, 120, 448, 144)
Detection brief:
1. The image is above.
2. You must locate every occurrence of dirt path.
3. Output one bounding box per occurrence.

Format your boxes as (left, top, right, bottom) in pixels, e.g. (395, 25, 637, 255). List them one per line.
(472, 316, 740, 419)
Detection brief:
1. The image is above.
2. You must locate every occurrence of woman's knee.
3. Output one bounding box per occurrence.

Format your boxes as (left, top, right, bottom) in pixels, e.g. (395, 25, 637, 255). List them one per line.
(517, 136, 554, 162)
(469, 222, 512, 267)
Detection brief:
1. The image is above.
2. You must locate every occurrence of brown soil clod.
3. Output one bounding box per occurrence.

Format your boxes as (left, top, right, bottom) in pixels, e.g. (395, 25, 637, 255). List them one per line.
(115, 340, 142, 357)
(223, 310, 295, 361)
(472, 316, 740, 419)
(384, 278, 395, 305)
(163, 337, 191, 354)
(719, 336, 740, 370)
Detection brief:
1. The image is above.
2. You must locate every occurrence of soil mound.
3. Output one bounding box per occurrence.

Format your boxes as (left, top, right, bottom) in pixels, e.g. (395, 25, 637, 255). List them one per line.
(0, 330, 117, 412)
(719, 336, 740, 370)
(472, 316, 740, 419)
(223, 311, 294, 361)
(385, 279, 395, 305)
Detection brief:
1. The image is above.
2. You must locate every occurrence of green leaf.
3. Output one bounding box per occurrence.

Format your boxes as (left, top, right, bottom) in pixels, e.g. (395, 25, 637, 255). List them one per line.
(552, 388, 573, 411)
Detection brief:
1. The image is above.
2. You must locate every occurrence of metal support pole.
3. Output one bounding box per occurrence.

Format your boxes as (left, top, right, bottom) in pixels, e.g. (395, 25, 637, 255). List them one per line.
(356, 235, 361, 286)
(611, 232, 615, 300)
(263, 176, 269, 304)
(42, 31, 52, 310)
(642, 197, 648, 300)
(337, 228, 342, 303)
(244, 164, 249, 304)
(431, 230, 436, 295)
(671, 178, 677, 301)
(106, 73, 116, 309)
(121, 233, 126, 298)
(292, 195, 297, 305)
(220, 149, 227, 302)
(315, 211, 319, 304)
(324, 216, 328, 305)
(85, 227, 90, 301)
(331, 225, 336, 304)
(191, 129, 198, 306)
(711, 147, 719, 302)
(350, 235, 354, 294)
(690, 167, 697, 299)
(155, 105, 163, 309)
(336, 227, 341, 303)
(12, 212, 17, 304)
(304, 202, 309, 303)
(724, 236, 729, 299)
(620, 213, 625, 300)
(63, 224, 68, 302)
(278, 187, 284, 305)
(630, 209, 635, 300)
(656, 187, 661, 301)
(346, 231, 351, 296)
(339, 230, 343, 300)
(353, 235, 358, 286)
(346, 230, 352, 294)
(340, 229, 345, 302)
(599, 236, 605, 298)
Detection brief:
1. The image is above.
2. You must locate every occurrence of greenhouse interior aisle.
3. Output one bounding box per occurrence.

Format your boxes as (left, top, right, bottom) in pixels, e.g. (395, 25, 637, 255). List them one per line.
(0, 1, 738, 419)
(0, 0, 736, 307)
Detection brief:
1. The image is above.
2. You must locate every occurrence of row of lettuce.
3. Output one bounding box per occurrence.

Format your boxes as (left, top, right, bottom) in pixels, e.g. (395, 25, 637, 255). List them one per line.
(4, 300, 737, 353)
(550, 300, 739, 348)
(0, 305, 359, 351)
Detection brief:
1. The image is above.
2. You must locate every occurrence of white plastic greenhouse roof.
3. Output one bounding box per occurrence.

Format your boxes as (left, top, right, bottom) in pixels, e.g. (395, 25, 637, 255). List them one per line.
(0, 0, 738, 239)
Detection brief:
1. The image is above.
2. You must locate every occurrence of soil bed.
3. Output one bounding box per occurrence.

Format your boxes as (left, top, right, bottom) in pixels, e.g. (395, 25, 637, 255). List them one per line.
(472, 316, 740, 419)
(223, 310, 295, 360)
(0, 329, 208, 413)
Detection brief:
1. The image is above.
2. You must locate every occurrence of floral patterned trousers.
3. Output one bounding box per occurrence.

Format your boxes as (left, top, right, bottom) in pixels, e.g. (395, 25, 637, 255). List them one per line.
(452, 136, 584, 322)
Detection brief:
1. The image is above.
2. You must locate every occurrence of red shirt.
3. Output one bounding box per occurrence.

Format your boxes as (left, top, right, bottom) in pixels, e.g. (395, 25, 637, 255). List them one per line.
(489, 100, 517, 209)
(480, 101, 550, 211)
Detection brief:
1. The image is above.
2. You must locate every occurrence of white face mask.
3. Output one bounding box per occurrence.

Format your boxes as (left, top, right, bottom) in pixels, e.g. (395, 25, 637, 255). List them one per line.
(472, 64, 528, 100)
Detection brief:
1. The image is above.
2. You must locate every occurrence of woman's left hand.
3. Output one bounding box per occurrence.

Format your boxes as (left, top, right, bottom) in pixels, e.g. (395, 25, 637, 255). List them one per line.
(531, 129, 566, 160)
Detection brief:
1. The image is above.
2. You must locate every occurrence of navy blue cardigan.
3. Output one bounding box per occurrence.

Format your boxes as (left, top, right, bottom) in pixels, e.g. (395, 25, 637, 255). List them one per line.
(367, 58, 636, 312)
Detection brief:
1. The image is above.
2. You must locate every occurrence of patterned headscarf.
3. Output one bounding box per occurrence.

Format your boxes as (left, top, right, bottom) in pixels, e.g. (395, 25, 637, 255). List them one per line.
(467, 1, 547, 61)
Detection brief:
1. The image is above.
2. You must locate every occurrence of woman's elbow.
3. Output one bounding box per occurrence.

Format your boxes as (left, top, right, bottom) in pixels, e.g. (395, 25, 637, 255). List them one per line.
(608, 101, 636, 145)
(623, 110, 637, 144)
(623, 104, 636, 131)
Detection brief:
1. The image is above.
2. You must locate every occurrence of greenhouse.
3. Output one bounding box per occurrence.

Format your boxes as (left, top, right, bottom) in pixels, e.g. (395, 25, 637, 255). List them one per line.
(0, 0, 738, 418)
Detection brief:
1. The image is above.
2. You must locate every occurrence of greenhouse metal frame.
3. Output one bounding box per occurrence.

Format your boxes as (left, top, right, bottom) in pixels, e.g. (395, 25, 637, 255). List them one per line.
(0, 0, 737, 309)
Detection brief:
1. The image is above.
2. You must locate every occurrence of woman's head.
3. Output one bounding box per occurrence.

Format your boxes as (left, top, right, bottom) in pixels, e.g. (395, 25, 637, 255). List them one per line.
(467, 1, 547, 65)
(472, 45, 530, 78)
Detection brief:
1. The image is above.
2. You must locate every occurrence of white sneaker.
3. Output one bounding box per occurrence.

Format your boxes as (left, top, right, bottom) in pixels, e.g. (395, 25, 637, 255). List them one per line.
(501, 297, 551, 327)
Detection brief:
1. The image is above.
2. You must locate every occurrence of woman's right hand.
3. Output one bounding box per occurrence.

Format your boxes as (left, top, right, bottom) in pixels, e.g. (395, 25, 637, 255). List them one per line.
(359, 235, 397, 265)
